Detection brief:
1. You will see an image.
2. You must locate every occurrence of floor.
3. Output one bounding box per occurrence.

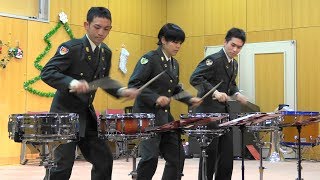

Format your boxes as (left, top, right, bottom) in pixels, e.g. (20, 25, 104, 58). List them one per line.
(0, 157, 319, 180)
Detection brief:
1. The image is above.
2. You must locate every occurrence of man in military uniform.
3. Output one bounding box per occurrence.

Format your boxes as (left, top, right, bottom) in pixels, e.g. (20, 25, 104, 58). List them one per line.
(190, 27, 248, 180)
(41, 7, 138, 180)
(128, 23, 202, 180)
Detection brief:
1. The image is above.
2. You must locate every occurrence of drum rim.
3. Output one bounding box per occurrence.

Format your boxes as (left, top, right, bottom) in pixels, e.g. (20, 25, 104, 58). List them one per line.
(280, 111, 319, 116)
(9, 113, 79, 118)
(180, 113, 229, 118)
(104, 113, 155, 119)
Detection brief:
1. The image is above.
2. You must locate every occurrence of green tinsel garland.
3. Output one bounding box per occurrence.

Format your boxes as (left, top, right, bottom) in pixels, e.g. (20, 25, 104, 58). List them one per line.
(23, 21, 74, 97)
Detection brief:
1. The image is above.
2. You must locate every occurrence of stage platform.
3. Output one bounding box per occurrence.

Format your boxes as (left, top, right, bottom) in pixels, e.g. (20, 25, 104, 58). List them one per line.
(0, 158, 319, 179)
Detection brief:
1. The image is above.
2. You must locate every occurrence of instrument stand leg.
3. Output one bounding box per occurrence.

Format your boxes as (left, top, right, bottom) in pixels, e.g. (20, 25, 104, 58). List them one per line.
(196, 134, 215, 180)
(177, 129, 184, 179)
(20, 141, 28, 165)
(123, 139, 129, 162)
(259, 144, 265, 180)
(129, 138, 145, 180)
(200, 146, 208, 180)
(253, 132, 265, 180)
(42, 143, 57, 180)
(39, 143, 49, 166)
(240, 125, 246, 180)
(296, 125, 303, 180)
(129, 143, 138, 180)
(128, 135, 153, 179)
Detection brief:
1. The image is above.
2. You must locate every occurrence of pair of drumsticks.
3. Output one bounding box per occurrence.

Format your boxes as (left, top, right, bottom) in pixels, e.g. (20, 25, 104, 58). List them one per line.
(88, 70, 222, 101)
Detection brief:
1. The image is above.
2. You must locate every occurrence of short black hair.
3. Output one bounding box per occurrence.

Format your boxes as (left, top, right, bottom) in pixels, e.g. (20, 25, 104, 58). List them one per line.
(225, 27, 246, 43)
(87, 7, 112, 23)
(157, 23, 185, 45)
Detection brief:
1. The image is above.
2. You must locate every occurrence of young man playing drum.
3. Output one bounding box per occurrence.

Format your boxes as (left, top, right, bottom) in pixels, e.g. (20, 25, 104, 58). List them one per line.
(41, 7, 138, 180)
(190, 27, 248, 180)
(128, 23, 202, 180)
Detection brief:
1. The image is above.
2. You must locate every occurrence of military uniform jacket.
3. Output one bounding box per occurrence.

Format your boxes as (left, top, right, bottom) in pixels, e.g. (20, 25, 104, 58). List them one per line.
(190, 49, 239, 113)
(41, 36, 122, 137)
(128, 47, 192, 126)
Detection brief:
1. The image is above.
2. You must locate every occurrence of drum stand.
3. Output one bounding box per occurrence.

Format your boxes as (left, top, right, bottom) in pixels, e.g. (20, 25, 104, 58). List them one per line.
(177, 128, 184, 179)
(127, 135, 153, 180)
(239, 125, 246, 180)
(40, 142, 59, 180)
(128, 130, 184, 180)
(295, 125, 303, 180)
(191, 130, 222, 180)
(128, 142, 139, 179)
(252, 131, 267, 180)
(198, 135, 213, 180)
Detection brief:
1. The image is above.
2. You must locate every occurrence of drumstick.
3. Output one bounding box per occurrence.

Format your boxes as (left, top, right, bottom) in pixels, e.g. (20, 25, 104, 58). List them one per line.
(88, 77, 124, 91)
(122, 70, 166, 102)
(200, 80, 223, 101)
(138, 70, 166, 92)
(171, 91, 191, 100)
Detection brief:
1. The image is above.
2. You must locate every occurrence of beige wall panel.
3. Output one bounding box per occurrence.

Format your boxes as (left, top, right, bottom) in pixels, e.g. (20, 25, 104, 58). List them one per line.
(204, 0, 233, 35)
(255, 54, 284, 112)
(247, 29, 293, 43)
(141, 0, 167, 37)
(141, 36, 158, 56)
(109, 0, 141, 34)
(292, 0, 320, 28)
(204, 0, 246, 35)
(69, 0, 109, 26)
(167, 0, 205, 37)
(0, 17, 28, 164)
(247, 0, 292, 32)
(25, 22, 82, 111)
(50, 0, 71, 23)
(293, 27, 320, 111)
(177, 36, 205, 94)
(204, 34, 225, 47)
(70, 24, 88, 39)
(231, 0, 247, 31)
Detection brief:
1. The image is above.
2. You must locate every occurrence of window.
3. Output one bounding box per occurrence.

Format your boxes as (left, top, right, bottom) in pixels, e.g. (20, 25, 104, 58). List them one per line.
(0, 0, 49, 22)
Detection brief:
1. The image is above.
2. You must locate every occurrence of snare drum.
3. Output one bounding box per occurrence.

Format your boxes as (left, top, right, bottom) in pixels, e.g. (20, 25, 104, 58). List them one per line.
(98, 113, 155, 138)
(280, 111, 319, 144)
(242, 113, 282, 132)
(8, 113, 79, 143)
(180, 113, 229, 136)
